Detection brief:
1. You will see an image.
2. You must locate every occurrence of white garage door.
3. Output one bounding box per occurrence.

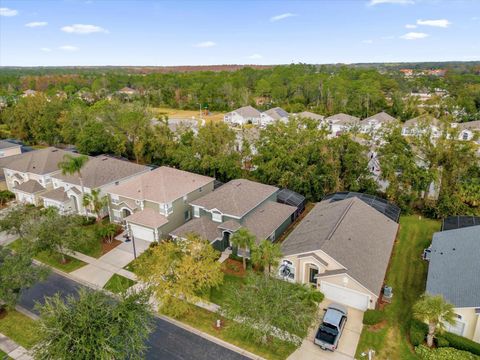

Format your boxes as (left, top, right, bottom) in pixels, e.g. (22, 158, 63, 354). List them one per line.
(129, 224, 155, 242)
(17, 192, 34, 204)
(320, 281, 370, 311)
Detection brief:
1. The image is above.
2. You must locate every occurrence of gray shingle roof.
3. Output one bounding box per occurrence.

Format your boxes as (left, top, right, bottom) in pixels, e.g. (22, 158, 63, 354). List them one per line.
(325, 113, 360, 124)
(281, 198, 398, 295)
(14, 179, 45, 193)
(360, 111, 398, 125)
(263, 107, 289, 120)
(458, 120, 480, 131)
(191, 179, 278, 218)
(403, 114, 441, 127)
(124, 208, 168, 228)
(170, 216, 221, 242)
(426, 225, 480, 308)
(296, 111, 325, 121)
(54, 155, 149, 189)
(0, 140, 21, 150)
(228, 106, 262, 118)
(41, 187, 69, 202)
(1, 147, 75, 175)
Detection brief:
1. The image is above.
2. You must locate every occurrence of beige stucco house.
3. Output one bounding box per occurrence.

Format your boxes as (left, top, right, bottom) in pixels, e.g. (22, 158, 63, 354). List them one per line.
(106, 166, 215, 242)
(426, 225, 480, 343)
(280, 197, 399, 311)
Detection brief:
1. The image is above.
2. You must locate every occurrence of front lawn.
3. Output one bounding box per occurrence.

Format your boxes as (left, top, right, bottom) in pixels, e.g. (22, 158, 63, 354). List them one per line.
(202, 273, 245, 306)
(103, 274, 136, 294)
(0, 310, 40, 349)
(355, 215, 441, 360)
(171, 304, 297, 360)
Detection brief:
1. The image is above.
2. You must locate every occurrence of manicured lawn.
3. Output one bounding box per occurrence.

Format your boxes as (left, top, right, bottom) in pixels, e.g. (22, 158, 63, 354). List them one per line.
(0, 349, 9, 358)
(0, 310, 40, 350)
(201, 273, 245, 306)
(355, 215, 441, 360)
(150, 107, 225, 122)
(171, 304, 297, 360)
(103, 274, 136, 294)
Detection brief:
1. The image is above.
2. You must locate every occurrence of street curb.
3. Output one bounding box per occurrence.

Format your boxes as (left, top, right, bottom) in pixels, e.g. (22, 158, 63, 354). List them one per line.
(15, 305, 39, 320)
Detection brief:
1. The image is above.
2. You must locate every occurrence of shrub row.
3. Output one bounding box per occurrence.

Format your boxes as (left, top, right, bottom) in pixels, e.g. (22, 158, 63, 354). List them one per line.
(415, 345, 480, 360)
(410, 320, 428, 346)
(437, 332, 480, 356)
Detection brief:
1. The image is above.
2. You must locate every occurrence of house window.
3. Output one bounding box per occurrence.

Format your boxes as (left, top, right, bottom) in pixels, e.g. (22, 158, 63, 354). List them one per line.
(184, 210, 190, 221)
(166, 202, 173, 215)
(212, 211, 222, 223)
(112, 209, 121, 222)
(193, 206, 200, 218)
(279, 260, 295, 280)
(462, 132, 469, 140)
(183, 195, 188, 203)
(199, 187, 203, 193)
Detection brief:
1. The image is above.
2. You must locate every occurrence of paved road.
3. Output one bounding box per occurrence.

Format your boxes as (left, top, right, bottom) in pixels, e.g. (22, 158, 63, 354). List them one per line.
(19, 272, 249, 360)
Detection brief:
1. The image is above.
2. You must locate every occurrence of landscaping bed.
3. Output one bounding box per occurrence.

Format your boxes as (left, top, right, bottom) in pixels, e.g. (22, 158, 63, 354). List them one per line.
(103, 274, 136, 294)
(0, 310, 40, 349)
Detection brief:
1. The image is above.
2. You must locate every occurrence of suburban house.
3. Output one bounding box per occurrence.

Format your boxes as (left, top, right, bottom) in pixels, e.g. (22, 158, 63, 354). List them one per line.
(359, 111, 398, 133)
(279, 196, 399, 311)
(260, 107, 289, 127)
(170, 179, 297, 256)
(224, 106, 262, 126)
(45, 155, 150, 215)
(325, 113, 360, 136)
(117, 86, 139, 96)
(295, 111, 325, 123)
(0, 140, 22, 158)
(426, 225, 480, 343)
(1, 147, 76, 205)
(106, 166, 214, 242)
(455, 120, 480, 142)
(401, 115, 442, 138)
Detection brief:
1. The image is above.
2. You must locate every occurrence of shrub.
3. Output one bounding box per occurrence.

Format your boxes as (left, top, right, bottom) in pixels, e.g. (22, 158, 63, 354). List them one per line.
(76, 215, 96, 226)
(0, 190, 15, 206)
(436, 336, 450, 348)
(363, 309, 385, 325)
(415, 345, 480, 360)
(441, 332, 480, 356)
(410, 319, 428, 346)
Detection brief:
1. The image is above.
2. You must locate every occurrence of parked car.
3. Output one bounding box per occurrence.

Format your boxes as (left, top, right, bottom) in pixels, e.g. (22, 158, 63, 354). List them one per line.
(314, 303, 348, 351)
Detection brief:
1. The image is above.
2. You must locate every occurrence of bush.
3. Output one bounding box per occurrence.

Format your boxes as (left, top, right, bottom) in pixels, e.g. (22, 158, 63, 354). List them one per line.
(363, 309, 385, 325)
(410, 320, 428, 346)
(415, 345, 480, 360)
(441, 332, 480, 356)
(76, 215, 96, 226)
(0, 190, 15, 206)
(436, 336, 450, 348)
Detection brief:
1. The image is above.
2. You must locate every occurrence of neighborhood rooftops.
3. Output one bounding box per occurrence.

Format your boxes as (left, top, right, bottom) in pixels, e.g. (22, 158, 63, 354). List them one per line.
(124, 207, 168, 228)
(325, 113, 360, 124)
(295, 111, 325, 121)
(458, 120, 480, 131)
(106, 166, 214, 203)
(14, 179, 45, 193)
(1, 147, 75, 175)
(190, 179, 278, 218)
(41, 187, 70, 203)
(360, 111, 398, 125)
(281, 197, 399, 295)
(227, 105, 262, 118)
(403, 114, 441, 128)
(54, 155, 149, 189)
(426, 225, 480, 308)
(263, 107, 289, 120)
(0, 140, 21, 150)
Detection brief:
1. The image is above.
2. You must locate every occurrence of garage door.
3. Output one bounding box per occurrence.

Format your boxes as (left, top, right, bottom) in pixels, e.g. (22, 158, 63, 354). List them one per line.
(129, 224, 155, 242)
(320, 281, 370, 311)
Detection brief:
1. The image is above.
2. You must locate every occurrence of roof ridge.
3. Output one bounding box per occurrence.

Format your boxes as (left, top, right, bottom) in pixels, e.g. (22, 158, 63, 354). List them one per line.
(326, 198, 355, 241)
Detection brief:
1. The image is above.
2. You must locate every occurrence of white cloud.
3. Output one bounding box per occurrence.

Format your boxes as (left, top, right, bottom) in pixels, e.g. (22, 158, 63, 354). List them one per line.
(61, 24, 108, 34)
(26, 21, 48, 28)
(59, 45, 79, 51)
(416, 19, 451, 28)
(362, 39, 374, 44)
(248, 54, 263, 59)
(405, 24, 417, 29)
(368, 0, 414, 6)
(400, 32, 429, 40)
(40, 47, 52, 52)
(270, 13, 297, 22)
(194, 41, 216, 48)
(0, 7, 18, 16)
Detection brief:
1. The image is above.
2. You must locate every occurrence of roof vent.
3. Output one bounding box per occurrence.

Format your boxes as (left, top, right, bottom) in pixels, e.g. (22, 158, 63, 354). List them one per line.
(52, 149, 58, 152)
(452, 248, 455, 251)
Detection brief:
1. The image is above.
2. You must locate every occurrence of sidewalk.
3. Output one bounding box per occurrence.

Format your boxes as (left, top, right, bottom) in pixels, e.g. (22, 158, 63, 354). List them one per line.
(0, 333, 32, 360)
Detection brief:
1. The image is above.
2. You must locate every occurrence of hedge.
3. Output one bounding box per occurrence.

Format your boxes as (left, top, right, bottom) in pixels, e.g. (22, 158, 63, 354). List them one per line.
(437, 332, 480, 356)
(363, 309, 385, 325)
(415, 345, 480, 360)
(410, 320, 428, 346)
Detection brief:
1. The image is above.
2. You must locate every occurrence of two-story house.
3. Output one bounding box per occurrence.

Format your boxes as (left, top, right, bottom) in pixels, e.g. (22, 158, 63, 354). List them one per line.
(2, 147, 76, 205)
(45, 155, 150, 216)
(170, 179, 296, 256)
(106, 166, 214, 242)
(224, 106, 262, 126)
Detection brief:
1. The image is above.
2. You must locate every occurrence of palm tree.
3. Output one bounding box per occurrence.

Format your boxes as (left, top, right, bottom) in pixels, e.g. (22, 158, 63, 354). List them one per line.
(82, 189, 108, 222)
(251, 239, 282, 276)
(413, 294, 455, 347)
(230, 228, 255, 270)
(58, 154, 89, 212)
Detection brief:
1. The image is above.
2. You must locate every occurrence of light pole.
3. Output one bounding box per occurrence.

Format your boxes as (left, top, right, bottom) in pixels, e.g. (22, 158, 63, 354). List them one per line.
(125, 224, 137, 259)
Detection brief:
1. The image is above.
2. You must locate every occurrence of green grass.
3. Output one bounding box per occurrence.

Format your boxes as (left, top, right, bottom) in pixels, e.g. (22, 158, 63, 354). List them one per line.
(103, 274, 135, 294)
(202, 273, 246, 306)
(355, 215, 441, 360)
(0, 310, 40, 349)
(0, 349, 9, 359)
(171, 304, 297, 360)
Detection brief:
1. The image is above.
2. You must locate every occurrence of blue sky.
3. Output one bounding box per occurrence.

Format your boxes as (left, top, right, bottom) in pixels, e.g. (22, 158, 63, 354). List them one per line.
(0, 0, 479, 66)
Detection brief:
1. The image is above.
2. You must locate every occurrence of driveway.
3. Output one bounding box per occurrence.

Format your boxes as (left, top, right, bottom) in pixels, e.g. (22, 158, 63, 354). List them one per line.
(287, 300, 364, 360)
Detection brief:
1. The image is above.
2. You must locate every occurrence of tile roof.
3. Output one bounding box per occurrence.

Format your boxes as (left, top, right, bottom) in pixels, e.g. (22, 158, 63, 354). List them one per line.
(106, 166, 213, 203)
(426, 225, 480, 308)
(1, 147, 75, 175)
(281, 198, 398, 295)
(124, 208, 168, 229)
(170, 216, 221, 242)
(41, 187, 69, 202)
(14, 179, 45, 194)
(263, 107, 289, 120)
(54, 155, 149, 189)
(191, 179, 278, 218)
(228, 106, 262, 118)
(360, 111, 398, 125)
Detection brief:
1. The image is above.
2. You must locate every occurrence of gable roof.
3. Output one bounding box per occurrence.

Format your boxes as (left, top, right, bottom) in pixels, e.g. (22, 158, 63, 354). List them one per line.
(281, 198, 398, 295)
(14, 179, 45, 194)
(361, 111, 398, 125)
(296, 111, 325, 121)
(229, 106, 262, 118)
(263, 107, 289, 120)
(458, 120, 480, 131)
(107, 166, 213, 203)
(42, 187, 69, 203)
(426, 226, 480, 308)
(170, 216, 221, 242)
(54, 155, 149, 189)
(403, 114, 441, 127)
(124, 207, 168, 228)
(190, 179, 278, 218)
(325, 113, 360, 124)
(0, 140, 21, 150)
(1, 147, 75, 175)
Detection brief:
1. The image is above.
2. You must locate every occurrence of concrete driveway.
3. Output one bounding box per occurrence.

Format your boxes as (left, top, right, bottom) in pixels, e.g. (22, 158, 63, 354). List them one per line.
(287, 300, 364, 360)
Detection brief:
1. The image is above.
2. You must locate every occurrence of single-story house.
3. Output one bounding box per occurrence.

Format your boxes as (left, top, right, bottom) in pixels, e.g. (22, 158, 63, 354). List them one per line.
(359, 111, 398, 133)
(280, 197, 399, 311)
(224, 106, 262, 126)
(426, 225, 480, 343)
(402, 115, 442, 138)
(260, 107, 289, 127)
(325, 113, 360, 136)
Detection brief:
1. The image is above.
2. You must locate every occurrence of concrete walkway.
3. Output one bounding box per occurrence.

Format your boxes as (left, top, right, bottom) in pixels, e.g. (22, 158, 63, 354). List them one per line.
(0, 333, 32, 360)
(69, 236, 150, 287)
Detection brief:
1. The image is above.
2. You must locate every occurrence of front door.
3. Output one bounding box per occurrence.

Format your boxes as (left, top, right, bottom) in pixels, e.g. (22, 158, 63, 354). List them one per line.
(222, 231, 231, 251)
(309, 267, 319, 284)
